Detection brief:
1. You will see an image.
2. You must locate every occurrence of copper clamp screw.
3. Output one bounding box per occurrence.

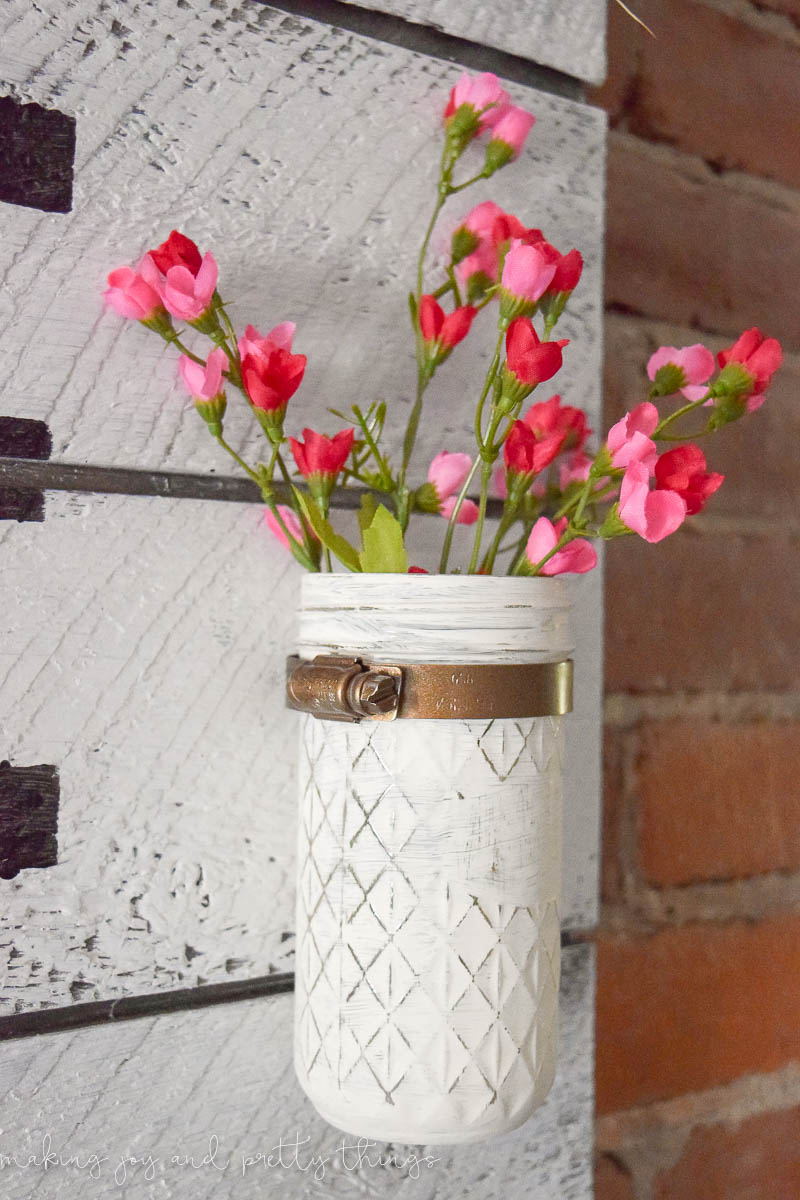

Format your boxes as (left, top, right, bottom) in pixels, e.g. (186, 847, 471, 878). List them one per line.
(286, 655, 402, 722)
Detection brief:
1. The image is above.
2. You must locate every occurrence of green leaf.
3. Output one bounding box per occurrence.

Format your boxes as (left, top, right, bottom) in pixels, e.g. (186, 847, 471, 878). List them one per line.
(358, 492, 377, 536)
(294, 490, 361, 572)
(359, 504, 408, 574)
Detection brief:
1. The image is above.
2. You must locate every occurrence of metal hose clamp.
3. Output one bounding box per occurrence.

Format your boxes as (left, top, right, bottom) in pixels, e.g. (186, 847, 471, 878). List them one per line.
(286, 655, 573, 722)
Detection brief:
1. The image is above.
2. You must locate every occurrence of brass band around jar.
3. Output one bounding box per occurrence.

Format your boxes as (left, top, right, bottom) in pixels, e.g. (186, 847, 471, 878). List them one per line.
(286, 653, 573, 723)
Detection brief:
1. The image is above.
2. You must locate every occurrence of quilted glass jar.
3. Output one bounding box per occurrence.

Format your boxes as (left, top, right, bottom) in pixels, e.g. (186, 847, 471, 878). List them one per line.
(292, 573, 573, 1144)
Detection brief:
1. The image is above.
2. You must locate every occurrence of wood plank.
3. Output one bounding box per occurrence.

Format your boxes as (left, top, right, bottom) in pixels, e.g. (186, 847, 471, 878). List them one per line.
(0, 492, 599, 1014)
(0, 0, 605, 485)
(0, 944, 594, 1199)
(336, 0, 608, 84)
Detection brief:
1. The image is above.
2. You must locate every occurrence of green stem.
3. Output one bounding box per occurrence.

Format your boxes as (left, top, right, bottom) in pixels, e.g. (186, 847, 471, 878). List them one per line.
(655, 397, 707, 437)
(162, 330, 205, 365)
(438, 456, 480, 574)
(481, 485, 526, 574)
(447, 265, 463, 308)
(213, 433, 262, 486)
(448, 170, 489, 193)
(353, 405, 393, 489)
(467, 460, 493, 574)
(475, 329, 506, 450)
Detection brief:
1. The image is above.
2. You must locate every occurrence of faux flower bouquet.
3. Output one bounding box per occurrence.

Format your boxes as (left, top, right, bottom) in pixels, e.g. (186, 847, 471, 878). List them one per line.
(105, 72, 783, 576)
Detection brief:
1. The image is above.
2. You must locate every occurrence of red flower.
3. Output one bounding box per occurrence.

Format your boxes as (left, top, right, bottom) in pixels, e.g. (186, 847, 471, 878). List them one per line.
(149, 230, 203, 277)
(503, 420, 537, 476)
(289, 428, 355, 485)
(530, 239, 583, 295)
(419, 295, 477, 353)
(241, 347, 306, 415)
(491, 214, 543, 248)
(505, 318, 568, 386)
(717, 327, 783, 411)
(523, 394, 590, 453)
(654, 445, 724, 515)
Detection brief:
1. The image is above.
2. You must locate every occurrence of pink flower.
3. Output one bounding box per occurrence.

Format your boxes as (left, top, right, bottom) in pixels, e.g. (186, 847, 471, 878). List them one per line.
(525, 517, 597, 575)
(505, 318, 568, 388)
(289, 428, 354, 486)
(264, 504, 306, 550)
(486, 105, 536, 163)
(104, 255, 165, 322)
(647, 343, 716, 402)
(524, 394, 590, 453)
(160, 252, 218, 322)
(440, 494, 479, 525)
(456, 244, 500, 298)
(717, 328, 783, 411)
(426, 451, 477, 522)
(418, 295, 477, 356)
(559, 450, 594, 490)
(606, 402, 659, 470)
(428, 450, 472, 502)
(444, 72, 510, 132)
(618, 462, 687, 543)
(459, 201, 507, 244)
(238, 321, 296, 360)
(654, 445, 724, 515)
(149, 230, 203, 276)
(501, 240, 557, 313)
(178, 347, 228, 399)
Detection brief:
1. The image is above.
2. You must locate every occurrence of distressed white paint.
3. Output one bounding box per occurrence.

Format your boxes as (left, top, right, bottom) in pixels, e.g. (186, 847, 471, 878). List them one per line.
(0, 491, 299, 1015)
(0, 496, 599, 1018)
(294, 575, 569, 1142)
(338, 0, 608, 84)
(0, 945, 594, 1198)
(0, 0, 605, 488)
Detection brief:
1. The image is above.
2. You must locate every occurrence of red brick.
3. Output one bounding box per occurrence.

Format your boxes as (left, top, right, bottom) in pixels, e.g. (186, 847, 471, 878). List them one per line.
(603, 316, 800, 520)
(595, 1153, 635, 1200)
(602, 726, 626, 902)
(638, 720, 800, 886)
(604, 135, 800, 347)
(591, 0, 800, 192)
(596, 914, 800, 1112)
(654, 1106, 800, 1199)
(604, 529, 800, 693)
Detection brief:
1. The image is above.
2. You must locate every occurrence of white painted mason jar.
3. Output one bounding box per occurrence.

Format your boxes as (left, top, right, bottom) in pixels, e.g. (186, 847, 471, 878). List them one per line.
(292, 574, 573, 1144)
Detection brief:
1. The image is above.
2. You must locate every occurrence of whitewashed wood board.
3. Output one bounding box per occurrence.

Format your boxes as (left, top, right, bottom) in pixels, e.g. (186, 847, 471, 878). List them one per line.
(0, 492, 600, 1016)
(337, 0, 607, 84)
(0, 0, 605, 486)
(0, 944, 594, 1199)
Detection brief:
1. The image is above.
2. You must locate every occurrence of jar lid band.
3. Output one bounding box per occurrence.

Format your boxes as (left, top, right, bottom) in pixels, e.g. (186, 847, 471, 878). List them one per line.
(286, 654, 573, 722)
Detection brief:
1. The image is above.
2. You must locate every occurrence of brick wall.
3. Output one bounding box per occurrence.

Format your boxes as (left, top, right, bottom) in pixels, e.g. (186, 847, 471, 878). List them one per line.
(589, 1, 800, 1196)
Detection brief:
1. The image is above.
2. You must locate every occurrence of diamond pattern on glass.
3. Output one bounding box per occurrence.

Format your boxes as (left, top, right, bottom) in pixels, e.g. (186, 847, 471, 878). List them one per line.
(294, 712, 563, 1134)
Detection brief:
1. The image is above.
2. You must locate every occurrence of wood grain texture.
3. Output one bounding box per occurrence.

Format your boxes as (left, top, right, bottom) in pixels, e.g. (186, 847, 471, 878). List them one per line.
(0, 494, 599, 1015)
(335, 0, 607, 84)
(0, 491, 299, 1014)
(0, 0, 605, 487)
(0, 944, 594, 1198)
